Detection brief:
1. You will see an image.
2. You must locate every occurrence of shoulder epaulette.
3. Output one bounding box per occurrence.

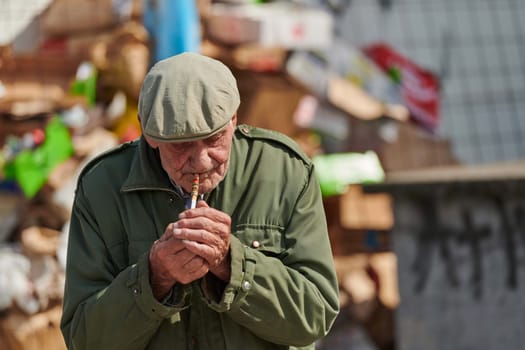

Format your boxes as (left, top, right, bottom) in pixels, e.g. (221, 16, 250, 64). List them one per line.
(236, 124, 312, 165)
(77, 139, 138, 180)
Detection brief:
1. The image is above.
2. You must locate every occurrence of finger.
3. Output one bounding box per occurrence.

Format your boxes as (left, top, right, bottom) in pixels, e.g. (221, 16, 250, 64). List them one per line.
(183, 255, 208, 271)
(182, 239, 216, 259)
(179, 207, 231, 227)
(177, 256, 209, 284)
(173, 247, 199, 265)
(168, 253, 209, 284)
(173, 227, 225, 247)
(196, 200, 209, 208)
(177, 200, 208, 219)
(182, 239, 228, 268)
(175, 219, 228, 239)
(158, 222, 179, 242)
(152, 236, 188, 259)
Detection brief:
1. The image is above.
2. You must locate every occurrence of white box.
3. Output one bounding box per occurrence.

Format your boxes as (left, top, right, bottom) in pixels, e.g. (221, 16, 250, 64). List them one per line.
(207, 3, 333, 49)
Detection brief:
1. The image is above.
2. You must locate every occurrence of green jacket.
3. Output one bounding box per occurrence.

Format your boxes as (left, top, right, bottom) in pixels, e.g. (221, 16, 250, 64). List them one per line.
(61, 125, 339, 350)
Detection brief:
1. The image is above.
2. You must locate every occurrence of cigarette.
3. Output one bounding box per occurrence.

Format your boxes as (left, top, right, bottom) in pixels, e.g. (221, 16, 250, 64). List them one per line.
(190, 174, 199, 209)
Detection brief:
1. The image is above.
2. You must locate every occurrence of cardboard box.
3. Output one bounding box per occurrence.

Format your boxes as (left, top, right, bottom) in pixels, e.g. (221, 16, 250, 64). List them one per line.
(323, 194, 392, 255)
(234, 69, 308, 137)
(202, 40, 286, 72)
(39, 21, 150, 102)
(0, 53, 84, 116)
(345, 119, 458, 172)
(0, 193, 22, 242)
(0, 305, 66, 350)
(339, 185, 393, 231)
(207, 3, 333, 49)
(92, 22, 150, 101)
(40, 0, 123, 36)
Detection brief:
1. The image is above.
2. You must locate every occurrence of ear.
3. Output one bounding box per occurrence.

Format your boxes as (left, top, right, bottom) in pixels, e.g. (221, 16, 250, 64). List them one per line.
(139, 114, 159, 149)
(231, 114, 238, 127)
(144, 136, 159, 149)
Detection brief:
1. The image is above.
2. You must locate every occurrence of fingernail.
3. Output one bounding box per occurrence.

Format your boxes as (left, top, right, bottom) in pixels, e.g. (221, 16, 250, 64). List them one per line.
(179, 212, 186, 219)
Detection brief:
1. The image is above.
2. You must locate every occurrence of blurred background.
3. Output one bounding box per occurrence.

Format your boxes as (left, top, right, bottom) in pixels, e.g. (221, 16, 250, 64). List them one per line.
(1, 0, 524, 349)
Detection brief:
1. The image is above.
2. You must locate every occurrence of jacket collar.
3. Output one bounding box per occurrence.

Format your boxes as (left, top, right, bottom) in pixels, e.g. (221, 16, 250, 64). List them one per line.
(120, 137, 174, 193)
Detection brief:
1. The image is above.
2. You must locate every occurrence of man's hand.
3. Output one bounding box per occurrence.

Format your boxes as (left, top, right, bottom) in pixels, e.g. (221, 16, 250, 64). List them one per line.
(174, 200, 232, 282)
(149, 223, 209, 300)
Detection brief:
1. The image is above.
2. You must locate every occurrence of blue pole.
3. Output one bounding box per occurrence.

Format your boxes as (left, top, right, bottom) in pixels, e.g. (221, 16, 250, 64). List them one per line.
(143, 0, 200, 64)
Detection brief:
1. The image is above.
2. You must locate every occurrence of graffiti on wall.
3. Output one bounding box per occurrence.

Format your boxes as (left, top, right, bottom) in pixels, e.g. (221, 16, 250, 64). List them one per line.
(407, 190, 524, 299)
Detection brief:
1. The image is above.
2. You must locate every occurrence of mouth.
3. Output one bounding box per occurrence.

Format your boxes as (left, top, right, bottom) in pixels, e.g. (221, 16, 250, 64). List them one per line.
(186, 163, 225, 184)
(188, 171, 209, 181)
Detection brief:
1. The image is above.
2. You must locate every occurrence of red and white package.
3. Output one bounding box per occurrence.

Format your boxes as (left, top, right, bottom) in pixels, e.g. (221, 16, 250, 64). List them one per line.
(363, 43, 440, 132)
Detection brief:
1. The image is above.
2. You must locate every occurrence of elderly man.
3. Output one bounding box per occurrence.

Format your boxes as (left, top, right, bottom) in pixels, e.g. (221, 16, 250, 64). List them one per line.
(61, 52, 339, 350)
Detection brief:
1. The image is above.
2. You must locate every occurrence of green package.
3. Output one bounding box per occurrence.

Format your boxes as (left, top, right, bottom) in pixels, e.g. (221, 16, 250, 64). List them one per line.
(4, 117, 74, 198)
(313, 151, 385, 197)
(70, 61, 97, 107)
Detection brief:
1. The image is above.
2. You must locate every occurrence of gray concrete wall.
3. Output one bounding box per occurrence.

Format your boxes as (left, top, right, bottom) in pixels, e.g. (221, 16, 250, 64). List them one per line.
(389, 180, 525, 349)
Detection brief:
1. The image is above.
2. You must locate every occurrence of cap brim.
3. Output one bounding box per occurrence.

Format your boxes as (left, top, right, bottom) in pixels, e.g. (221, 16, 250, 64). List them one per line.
(143, 118, 232, 143)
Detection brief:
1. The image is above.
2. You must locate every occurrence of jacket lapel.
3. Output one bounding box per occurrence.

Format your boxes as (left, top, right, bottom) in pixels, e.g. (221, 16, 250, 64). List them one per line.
(120, 137, 172, 193)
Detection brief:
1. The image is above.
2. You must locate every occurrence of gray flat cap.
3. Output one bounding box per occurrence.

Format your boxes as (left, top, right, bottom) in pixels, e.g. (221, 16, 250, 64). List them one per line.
(138, 52, 240, 142)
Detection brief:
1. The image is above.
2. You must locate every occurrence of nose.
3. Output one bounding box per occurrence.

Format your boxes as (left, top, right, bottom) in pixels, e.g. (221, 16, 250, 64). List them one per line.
(189, 141, 214, 171)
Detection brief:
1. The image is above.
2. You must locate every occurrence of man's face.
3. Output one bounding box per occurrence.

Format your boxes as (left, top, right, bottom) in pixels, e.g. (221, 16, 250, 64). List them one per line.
(145, 116, 237, 194)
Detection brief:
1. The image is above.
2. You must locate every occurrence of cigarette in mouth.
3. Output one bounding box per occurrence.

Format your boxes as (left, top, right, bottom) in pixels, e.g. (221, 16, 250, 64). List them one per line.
(190, 174, 199, 209)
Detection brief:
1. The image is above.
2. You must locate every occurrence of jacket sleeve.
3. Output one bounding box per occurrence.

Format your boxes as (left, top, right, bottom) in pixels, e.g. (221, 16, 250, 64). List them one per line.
(60, 181, 191, 349)
(201, 165, 340, 347)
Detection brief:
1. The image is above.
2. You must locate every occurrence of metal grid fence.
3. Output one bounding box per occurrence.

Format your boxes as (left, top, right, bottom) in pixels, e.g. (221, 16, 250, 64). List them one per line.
(336, 0, 525, 165)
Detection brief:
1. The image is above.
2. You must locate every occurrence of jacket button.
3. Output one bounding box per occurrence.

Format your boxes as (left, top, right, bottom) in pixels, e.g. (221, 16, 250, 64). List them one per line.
(242, 127, 250, 134)
(242, 281, 252, 291)
(169, 197, 175, 203)
(252, 240, 260, 248)
(132, 288, 140, 295)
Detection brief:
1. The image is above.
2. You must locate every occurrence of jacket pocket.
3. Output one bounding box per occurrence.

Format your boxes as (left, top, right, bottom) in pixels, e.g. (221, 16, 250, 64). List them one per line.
(232, 224, 286, 257)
